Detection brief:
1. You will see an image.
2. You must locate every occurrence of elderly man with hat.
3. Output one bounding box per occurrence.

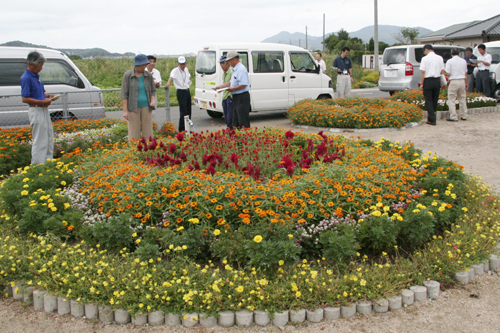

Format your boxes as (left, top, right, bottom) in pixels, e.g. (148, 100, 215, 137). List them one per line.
(166, 56, 192, 132)
(215, 51, 250, 129)
(214, 55, 234, 129)
(120, 54, 156, 142)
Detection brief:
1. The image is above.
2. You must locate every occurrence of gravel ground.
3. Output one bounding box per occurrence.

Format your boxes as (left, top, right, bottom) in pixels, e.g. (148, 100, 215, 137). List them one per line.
(1, 111, 500, 332)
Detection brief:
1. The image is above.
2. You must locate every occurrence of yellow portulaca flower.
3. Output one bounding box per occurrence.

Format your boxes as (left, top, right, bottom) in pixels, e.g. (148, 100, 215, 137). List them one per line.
(188, 218, 199, 224)
(21, 190, 28, 196)
(236, 286, 244, 293)
(253, 235, 263, 243)
(213, 229, 221, 236)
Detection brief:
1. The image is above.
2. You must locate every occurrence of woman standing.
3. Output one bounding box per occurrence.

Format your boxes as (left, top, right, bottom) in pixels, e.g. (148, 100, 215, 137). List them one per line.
(120, 54, 156, 142)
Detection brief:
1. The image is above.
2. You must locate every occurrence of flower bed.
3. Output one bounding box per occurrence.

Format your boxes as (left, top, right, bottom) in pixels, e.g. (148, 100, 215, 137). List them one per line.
(287, 97, 422, 129)
(390, 90, 497, 111)
(1, 119, 499, 319)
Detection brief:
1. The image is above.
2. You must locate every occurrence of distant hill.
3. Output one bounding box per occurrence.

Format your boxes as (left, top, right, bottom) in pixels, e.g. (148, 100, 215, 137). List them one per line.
(262, 25, 433, 50)
(0, 40, 133, 58)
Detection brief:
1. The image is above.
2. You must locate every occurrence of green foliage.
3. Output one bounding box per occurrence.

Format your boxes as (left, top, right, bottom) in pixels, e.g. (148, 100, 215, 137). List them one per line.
(358, 216, 399, 253)
(78, 214, 135, 250)
(393, 27, 420, 45)
(319, 228, 359, 264)
(399, 202, 436, 249)
(135, 243, 162, 261)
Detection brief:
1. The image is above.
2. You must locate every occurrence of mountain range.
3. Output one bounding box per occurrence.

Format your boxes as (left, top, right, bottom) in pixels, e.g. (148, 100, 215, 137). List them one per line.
(261, 25, 433, 50)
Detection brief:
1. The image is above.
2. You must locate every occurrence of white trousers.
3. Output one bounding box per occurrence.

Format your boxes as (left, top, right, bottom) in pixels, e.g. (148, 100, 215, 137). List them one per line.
(28, 106, 54, 164)
(447, 80, 468, 120)
(336, 75, 351, 99)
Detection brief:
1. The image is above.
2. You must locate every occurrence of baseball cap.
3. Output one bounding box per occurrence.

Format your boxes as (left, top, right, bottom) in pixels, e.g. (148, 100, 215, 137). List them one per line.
(219, 55, 228, 63)
(178, 56, 187, 64)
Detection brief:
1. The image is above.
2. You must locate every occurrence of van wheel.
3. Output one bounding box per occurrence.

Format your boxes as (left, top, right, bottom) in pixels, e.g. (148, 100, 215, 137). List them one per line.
(50, 111, 76, 122)
(207, 110, 223, 118)
(493, 85, 500, 102)
(317, 94, 332, 100)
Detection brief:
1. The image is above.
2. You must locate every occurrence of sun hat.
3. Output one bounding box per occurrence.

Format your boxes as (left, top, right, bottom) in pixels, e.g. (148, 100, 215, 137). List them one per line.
(178, 56, 187, 64)
(225, 50, 239, 61)
(134, 54, 149, 66)
(219, 55, 228, 63)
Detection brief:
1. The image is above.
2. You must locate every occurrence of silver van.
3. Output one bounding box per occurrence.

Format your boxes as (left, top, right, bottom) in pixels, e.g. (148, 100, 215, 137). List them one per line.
(0, 47, 105, 126)
(379, 45, 465, 95)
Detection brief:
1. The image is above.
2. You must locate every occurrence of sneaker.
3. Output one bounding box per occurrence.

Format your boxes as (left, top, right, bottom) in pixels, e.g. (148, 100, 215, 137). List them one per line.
(446, 118, 458, 122)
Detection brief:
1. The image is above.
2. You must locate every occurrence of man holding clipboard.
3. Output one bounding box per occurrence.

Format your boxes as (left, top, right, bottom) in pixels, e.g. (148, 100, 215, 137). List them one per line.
(214, 55, 234, 129)
(20, 51, 59, 164)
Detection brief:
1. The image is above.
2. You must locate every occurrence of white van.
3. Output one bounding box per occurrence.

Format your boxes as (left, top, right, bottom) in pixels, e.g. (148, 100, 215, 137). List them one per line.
(0, 47, 105, 126)
(194, 43, 333, 118)
(473, 41, 500, 101)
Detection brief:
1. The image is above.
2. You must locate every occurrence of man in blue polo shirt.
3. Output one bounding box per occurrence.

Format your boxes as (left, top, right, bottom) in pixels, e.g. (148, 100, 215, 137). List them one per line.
(225, 50, 250, 129)
(20, 51, 55, 164)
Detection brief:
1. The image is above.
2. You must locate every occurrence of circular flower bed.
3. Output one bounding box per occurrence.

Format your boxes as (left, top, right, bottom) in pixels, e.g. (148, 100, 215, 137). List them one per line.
(390, 90, 497, 111)
(287, 97, 422, 129)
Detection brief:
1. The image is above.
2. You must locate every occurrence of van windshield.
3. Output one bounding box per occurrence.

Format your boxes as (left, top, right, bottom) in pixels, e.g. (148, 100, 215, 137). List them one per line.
(383, 49, 406, 65)
(474, 47, 500, 64)
(196, 51, 216, 75)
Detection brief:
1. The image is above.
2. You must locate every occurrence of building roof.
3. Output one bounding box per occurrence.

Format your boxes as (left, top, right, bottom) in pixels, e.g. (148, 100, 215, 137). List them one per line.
(420, 21, 480, 38)
(445, 14, 500, 39)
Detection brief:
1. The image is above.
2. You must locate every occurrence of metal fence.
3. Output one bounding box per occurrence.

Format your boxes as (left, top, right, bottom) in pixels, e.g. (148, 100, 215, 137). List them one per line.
(0, 88, 172, 127)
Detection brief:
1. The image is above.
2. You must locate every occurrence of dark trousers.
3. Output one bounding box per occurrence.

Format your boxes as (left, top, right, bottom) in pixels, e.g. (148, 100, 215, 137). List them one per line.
(232, 91, 251, 129)
(177, 89, 192, 132)
(476, 70, 491, 97)
(423, 77, 441, 123)
(222, 97, 234, 129)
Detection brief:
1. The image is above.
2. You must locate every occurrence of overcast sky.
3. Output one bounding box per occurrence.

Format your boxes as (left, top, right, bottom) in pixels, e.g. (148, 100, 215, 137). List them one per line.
(1, 0, 496, 55)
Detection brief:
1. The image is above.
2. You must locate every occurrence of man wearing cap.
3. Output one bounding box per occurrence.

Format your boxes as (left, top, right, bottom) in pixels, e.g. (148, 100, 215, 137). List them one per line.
(20, 51, 56, 164)
(216, 51, 250, 129)
(146, 55, 162, 108)
(214, 55, 234, 129)
(120, 54, 156, 141)
(166, 56, 192, 132)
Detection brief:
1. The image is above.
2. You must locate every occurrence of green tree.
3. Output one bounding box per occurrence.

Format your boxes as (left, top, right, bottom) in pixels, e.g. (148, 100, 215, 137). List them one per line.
(368, 38, 375, 52)
(337, 28, 349, 41)
(393, 27, 420, 45)
(325, 34, 339, 53)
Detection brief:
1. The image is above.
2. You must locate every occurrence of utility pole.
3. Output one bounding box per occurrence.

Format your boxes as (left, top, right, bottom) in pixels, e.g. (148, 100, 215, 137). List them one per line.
(305, 26, 308, 50)
(374, 0, 379, 71)
(323, 14, 325, 53)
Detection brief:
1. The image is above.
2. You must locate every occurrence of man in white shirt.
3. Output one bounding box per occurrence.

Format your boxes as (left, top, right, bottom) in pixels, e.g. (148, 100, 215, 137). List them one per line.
(166, 56, 192, 132)
(476, 44, 492, 97)
(316, 53, 327, 74)
(146, 55, 162, 109)
(420, 44, 445, 126)
(444, 48, 468, 121)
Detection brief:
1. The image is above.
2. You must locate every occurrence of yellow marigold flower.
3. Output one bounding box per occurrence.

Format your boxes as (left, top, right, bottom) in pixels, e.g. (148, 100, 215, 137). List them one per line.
(253, 235, 263, 243)
(462, 207, 468, 212)
(177, 226, 184, 231)
(213, 229, 221, 236)
(61, 181, 67, 186)
(62, 221, 68, 227)
(188, 218, 200, 224)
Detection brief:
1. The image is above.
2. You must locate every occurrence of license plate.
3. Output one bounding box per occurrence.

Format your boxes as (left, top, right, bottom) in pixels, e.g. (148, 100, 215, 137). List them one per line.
(385, 70, 397, 77)
(202, 101, 207, 109)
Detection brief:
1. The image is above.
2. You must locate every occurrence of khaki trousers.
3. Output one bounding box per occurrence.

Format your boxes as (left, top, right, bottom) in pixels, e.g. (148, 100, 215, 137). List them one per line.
(128, 107, 153, 142)
(28, 106, 54, 164)
(336, 75, 351, 99)
(447, 79, 468, 120)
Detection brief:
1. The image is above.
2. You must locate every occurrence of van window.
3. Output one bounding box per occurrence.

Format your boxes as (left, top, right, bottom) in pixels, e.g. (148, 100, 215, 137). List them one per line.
(252, 51, 284, 73)
(0, 61, 26, 86)
(222, 51, 249, 70)
(39, 61, 83, 88)
(289, 52, 317, 72)
(383, 49, 407, 64)
(196, 51, 216, 75)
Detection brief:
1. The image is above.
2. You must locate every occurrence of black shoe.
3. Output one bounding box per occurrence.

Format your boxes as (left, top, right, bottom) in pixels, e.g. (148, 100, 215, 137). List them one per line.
(461, 117, 467, 121)
(426, 121, 436, 126)
(446, 118, 458, 122)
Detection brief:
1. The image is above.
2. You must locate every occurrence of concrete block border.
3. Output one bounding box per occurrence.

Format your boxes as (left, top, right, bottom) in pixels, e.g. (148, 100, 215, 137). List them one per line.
(3, 254, 499, 329)
(293, 105, 500, 134)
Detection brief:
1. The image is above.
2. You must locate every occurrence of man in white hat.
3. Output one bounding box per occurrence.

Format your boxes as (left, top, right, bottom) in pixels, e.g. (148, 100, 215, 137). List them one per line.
(166, 56, 192, 132)
(216, 50, 250, 129)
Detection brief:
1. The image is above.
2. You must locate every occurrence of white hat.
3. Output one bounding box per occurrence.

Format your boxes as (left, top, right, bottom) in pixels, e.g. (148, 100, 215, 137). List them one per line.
(178, 56, 187, 64)
(226, 50, 239, 61)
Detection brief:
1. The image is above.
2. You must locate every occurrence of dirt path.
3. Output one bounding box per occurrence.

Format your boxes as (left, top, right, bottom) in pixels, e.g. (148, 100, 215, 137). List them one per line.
(1, 111, 500, 332)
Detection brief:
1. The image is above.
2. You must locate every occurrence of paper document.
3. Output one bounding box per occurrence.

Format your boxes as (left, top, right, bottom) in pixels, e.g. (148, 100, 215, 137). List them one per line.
(215, 87, 229, 93)
(51, 95, 62, 101)
(469, 59, 479, 64)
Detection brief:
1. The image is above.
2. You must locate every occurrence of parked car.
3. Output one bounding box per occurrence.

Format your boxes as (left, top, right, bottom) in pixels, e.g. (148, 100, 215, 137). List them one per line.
(473, 41, 500, 101)
(378, 44, 465, 95)
(0, 46, 105, 126)
(194, 43, 334, 118)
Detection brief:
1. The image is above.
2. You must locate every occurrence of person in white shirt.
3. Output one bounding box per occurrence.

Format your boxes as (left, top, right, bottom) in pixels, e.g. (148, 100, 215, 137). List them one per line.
(420, 44, 445, 126)
(476, 44, 492, 97)
(146, 55, 162, 110)
(165, 56, 192, 132)
(316, 53, 327, 74)
(444, 48, 468, 121)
